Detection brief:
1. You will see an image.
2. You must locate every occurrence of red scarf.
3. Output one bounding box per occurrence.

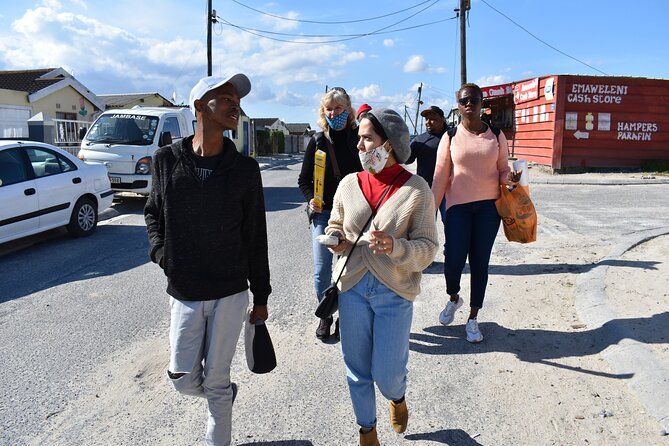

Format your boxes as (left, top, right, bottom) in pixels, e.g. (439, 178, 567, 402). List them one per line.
(357, 163, 411, 211)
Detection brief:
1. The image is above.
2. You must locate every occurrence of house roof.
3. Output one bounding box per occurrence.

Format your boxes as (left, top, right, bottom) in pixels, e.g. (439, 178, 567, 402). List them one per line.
(253, 118, 281, 128)
(285, 123, 311, 134)
(0, 68, 62, 94)
(0, 67, 105, 111)
(98, 92, 174, 107)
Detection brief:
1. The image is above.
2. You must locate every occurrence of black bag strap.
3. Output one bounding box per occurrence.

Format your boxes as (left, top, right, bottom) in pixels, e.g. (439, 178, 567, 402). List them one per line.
(324, 136, 342, 181)
(447, 123, 500, 142)
(331, 170, 404, 287)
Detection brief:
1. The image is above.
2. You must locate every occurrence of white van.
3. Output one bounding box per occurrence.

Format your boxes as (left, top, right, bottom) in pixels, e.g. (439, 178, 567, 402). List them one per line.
(78, 107, 195, 195)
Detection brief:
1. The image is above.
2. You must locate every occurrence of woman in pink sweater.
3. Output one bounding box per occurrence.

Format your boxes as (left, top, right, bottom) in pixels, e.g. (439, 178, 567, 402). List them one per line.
(432, 83, 519, 343)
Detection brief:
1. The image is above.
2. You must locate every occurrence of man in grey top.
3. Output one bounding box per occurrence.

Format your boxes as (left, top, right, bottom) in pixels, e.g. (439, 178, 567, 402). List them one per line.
(405, 105, 448, 254)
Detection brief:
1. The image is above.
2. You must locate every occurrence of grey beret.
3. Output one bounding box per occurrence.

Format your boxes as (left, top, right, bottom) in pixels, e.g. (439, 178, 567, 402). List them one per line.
(367, 108, 411, 164)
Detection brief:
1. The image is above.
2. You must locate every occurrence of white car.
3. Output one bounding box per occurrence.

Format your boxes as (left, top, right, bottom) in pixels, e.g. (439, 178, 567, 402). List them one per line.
(0, 139, 114, 244)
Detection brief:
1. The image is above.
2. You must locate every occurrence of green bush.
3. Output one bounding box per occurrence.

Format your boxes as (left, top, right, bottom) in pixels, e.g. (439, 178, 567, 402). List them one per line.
(256, 130, 271, 155)
(275, 131, 285, 153)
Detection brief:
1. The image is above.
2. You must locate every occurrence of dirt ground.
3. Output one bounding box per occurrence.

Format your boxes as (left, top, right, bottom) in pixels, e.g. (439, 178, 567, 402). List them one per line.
(27, 227, 669, 446)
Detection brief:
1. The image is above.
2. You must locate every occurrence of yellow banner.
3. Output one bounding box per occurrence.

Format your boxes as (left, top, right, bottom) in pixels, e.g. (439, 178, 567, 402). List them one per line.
(313, 149, 326, 208)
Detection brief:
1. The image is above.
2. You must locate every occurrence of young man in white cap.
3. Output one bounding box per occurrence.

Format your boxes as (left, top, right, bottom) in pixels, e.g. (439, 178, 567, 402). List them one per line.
(145, 73, 271, 446)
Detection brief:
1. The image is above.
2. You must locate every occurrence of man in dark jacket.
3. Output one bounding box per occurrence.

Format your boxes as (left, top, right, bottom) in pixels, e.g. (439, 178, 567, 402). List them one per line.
(405, 105, 448, 253)
(144, 73, 270, 446)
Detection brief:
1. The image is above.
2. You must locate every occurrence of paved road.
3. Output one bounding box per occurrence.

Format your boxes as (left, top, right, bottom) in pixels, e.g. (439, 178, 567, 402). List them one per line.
(1, 161, 668, 445)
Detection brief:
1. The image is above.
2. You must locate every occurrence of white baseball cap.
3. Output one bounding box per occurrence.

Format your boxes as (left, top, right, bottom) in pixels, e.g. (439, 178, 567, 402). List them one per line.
(189, 73, 251, 113)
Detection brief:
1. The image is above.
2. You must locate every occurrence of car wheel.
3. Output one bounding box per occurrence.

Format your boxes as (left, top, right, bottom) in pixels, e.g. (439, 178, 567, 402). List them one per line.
(66, 197, 98, 237)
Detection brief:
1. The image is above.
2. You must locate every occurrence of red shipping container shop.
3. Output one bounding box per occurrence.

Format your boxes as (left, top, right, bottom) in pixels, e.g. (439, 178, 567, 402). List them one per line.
(480, 75, 669, 170)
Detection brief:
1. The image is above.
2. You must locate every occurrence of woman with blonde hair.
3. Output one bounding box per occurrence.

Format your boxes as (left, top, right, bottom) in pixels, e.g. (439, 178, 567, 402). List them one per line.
(298, 87, 362, 340)
(325, 108, 438, 445)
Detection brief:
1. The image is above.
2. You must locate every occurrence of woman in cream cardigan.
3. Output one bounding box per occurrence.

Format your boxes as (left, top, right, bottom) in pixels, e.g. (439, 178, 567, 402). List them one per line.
(325, 108, 438, 446)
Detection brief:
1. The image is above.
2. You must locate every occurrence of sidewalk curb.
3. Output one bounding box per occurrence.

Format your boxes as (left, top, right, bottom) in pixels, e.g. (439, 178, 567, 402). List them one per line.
(531, 178, 669, 186)
(575, 226, 669, 432)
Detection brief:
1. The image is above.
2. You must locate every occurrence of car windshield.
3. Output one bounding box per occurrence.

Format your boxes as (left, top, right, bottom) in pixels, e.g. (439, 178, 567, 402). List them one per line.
(85, 114, 159, 145)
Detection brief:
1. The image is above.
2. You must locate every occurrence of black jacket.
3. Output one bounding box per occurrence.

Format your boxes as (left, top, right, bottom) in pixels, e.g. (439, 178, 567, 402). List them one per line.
(406, 129, 445, 187)
(298, 128, 362, 210)
(144, 136, 271, 305)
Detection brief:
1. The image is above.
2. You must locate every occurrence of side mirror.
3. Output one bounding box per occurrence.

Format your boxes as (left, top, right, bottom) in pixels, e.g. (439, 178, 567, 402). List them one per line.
(159, 131, 172, 147)
(78, 127, 88, 140)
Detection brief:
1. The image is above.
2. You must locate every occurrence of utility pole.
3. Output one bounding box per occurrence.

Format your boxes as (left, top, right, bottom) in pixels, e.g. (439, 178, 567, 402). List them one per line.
(459, 0, 470, 86)
(405, 105, 415, 132)
(413, 83, 423, 135)
(207, 0, 218, 76)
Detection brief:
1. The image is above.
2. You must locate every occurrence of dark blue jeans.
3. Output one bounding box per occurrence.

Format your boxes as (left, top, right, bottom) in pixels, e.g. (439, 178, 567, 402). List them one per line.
(444, 199, 500, 309)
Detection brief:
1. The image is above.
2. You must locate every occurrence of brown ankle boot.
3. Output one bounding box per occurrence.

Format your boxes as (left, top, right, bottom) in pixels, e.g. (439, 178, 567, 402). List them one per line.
(359, 427, 380, 446)
(389, 398, 408, 433)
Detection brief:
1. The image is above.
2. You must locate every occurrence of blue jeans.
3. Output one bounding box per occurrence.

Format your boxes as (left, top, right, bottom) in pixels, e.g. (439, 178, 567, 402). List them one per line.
(339, 272, 414, 428)
(444, 199, 500, 309)
(311, 210, 333, 303)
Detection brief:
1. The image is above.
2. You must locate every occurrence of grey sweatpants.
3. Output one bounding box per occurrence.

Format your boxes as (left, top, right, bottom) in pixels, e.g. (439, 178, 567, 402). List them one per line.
(168, 290, 248, 446)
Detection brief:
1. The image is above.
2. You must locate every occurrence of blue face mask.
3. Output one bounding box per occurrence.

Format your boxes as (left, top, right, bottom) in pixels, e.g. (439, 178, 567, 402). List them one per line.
(325, 110, 349, 131)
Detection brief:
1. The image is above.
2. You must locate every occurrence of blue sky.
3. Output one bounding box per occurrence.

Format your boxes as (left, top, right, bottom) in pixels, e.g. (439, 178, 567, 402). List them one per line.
(1, 0, 668, 130)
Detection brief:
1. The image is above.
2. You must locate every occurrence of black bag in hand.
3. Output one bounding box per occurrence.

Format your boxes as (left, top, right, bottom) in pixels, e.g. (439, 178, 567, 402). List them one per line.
(244, 312, 277, 374)
(315, 285, 339, 319)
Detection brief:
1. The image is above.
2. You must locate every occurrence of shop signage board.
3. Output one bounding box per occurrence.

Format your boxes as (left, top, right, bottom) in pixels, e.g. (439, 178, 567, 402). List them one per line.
(513, 78, 539, 104)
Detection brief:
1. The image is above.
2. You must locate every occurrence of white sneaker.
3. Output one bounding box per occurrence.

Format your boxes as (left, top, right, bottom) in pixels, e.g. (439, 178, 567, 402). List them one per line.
(465, 319, 483, 343)
(439, 296, 463, 326)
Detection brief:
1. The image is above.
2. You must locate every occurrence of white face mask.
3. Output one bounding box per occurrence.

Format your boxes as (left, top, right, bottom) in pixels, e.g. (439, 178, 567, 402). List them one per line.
(359, 142, 390, 174)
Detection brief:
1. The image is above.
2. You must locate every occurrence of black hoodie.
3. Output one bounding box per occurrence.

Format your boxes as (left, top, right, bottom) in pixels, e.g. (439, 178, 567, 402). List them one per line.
(144, 136, 271, 305)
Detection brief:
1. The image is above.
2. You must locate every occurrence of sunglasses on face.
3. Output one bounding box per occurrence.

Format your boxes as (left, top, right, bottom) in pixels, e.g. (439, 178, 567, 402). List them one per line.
(458, 96, 482, 106)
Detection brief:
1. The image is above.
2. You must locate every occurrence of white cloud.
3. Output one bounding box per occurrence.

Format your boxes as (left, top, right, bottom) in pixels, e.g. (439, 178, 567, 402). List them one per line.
(475, 74, 509, 87)
(403, 54, 446, 73)
(350, 84, 381, 100)
(404, 55, 427, 72)
(349, 84, 416, 114)
(383, 39, 395, 47)
(43, 0, 62, 8)
(341, 51, 365, 63)
(261, 10, 300, 31)
(68, 0, 87, 9)
(239, 40, 359, 86)
(0, 2, 371, 116)
(146, 38, 205, 67)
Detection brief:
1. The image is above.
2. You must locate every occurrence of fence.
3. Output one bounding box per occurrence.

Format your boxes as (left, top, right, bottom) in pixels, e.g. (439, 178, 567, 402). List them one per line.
(284, 135, 306, 154)
(53, 118, 91, 155)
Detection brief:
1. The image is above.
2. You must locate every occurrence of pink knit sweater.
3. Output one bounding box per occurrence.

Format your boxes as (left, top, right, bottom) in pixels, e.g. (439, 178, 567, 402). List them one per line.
(431, 123, 510, 210)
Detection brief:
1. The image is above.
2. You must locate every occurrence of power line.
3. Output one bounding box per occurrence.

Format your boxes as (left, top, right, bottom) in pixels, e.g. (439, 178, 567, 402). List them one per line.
(218, 0, 448, 44)
(230, 0, 439, 25)
(425, 84, 454, 96)
(480, 0, 609, 76)
(218, 16, 455, 39)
